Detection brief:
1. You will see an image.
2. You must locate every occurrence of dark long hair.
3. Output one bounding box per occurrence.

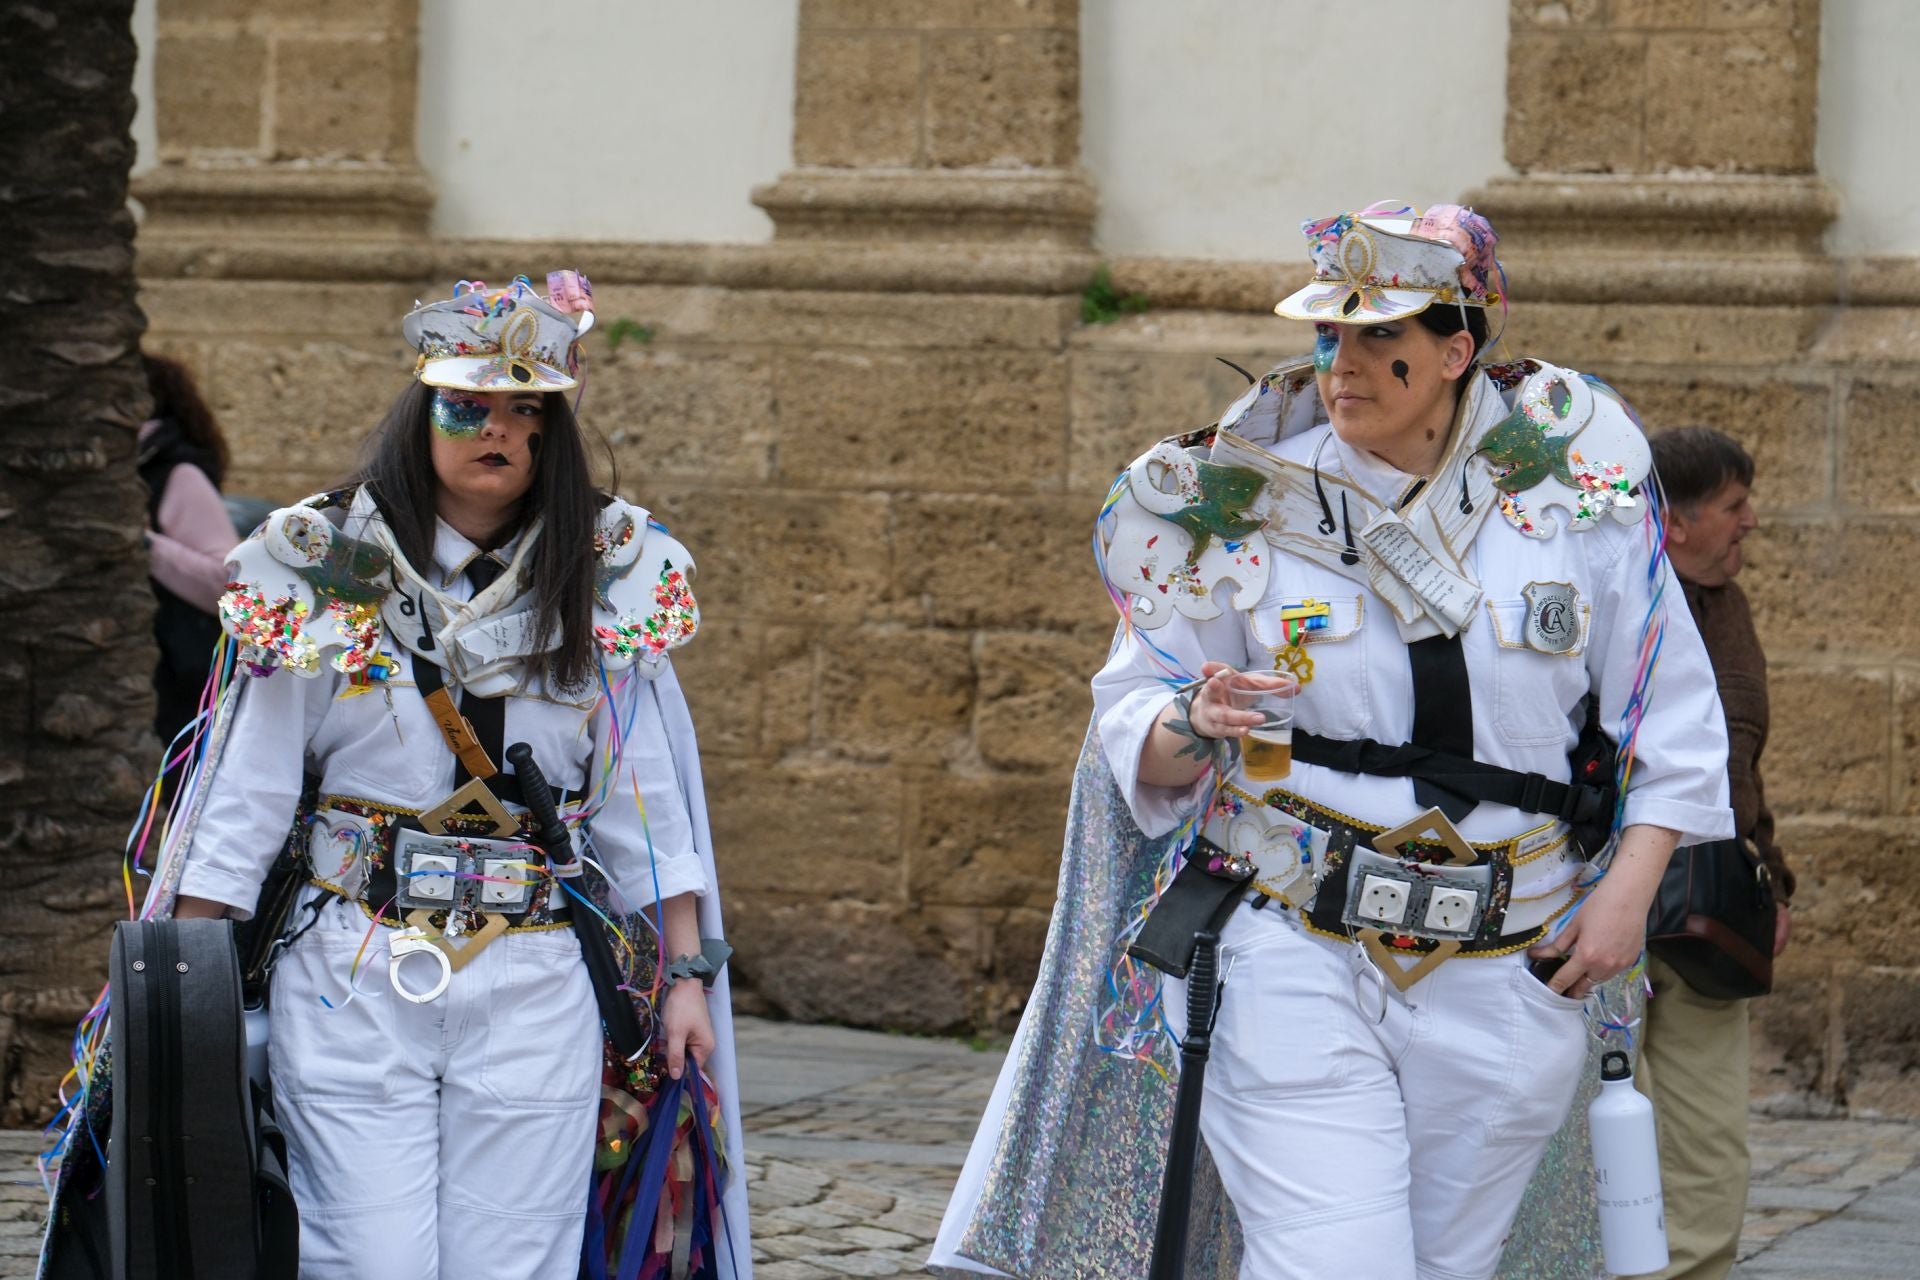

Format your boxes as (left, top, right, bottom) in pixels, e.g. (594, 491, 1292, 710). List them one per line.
(350, 382, 601, 692)
(143, 353, 229, 485)
(1414, 303, 1491, 396)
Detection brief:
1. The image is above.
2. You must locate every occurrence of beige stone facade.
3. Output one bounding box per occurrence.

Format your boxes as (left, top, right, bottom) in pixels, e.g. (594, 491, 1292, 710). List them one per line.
(132, 0, 1920, 1110)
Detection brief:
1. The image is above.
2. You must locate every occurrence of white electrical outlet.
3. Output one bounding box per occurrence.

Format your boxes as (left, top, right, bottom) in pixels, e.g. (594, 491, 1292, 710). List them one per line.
(410, 853, 457, 901)
(1424, 887, 1478, 933)
(1358, 875, 1410, 925)
(479, 858, 526, 905)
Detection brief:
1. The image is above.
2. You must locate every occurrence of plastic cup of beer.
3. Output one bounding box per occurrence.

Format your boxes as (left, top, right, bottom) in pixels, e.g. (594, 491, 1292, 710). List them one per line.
(1227, 671, 1295, 782)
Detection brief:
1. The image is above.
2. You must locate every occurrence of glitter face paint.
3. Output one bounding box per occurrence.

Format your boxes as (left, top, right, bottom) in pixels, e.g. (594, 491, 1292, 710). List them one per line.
(430, 389, 490, 438)
(1313, 326, 1339, 373)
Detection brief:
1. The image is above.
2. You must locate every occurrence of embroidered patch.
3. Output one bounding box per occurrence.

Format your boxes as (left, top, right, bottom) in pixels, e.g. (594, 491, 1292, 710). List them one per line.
(1522, 581, 1581, 654)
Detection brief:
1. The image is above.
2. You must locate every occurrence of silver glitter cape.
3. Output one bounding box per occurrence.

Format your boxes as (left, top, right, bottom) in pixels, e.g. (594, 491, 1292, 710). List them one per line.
(931, 719, 1641, 1279)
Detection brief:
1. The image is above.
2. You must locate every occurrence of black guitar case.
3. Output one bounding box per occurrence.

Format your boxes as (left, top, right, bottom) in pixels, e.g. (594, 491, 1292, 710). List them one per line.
(39, 918, 298, 1280)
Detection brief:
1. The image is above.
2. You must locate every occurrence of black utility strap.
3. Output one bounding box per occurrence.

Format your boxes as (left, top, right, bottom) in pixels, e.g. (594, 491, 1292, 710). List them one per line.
(1292, 731, 1609, 825)
(1407, 633, 1477, 821)
(1127, 840, 1252, 978)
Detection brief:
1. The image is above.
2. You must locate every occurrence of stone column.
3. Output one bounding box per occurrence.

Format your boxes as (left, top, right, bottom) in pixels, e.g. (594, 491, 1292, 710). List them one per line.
(134, 0, 433, 273)
(1466, 0, 1835, 309)
(690, 1, 1105, 1032)
(752, 0, 1096, 284)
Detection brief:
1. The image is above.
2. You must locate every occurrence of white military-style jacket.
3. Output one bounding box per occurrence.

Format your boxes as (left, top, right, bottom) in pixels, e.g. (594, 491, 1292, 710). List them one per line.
(176, 489, 708, 917)
(1094, 358, 1734, 923)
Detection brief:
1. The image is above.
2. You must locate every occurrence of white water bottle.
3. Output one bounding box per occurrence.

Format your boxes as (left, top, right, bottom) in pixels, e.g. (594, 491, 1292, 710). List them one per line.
(1589, 1049, 1668, 1275)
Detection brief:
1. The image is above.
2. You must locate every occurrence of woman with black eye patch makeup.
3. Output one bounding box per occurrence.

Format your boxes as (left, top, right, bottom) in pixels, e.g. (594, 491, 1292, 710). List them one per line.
(935, 204, 1733, 1280)
(151, 273, 750, 1278)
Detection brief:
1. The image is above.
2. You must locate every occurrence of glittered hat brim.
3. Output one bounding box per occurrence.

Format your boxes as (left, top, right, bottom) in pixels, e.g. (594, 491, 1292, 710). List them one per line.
(418, 354, 577, 393)
(1274, 281, 1457, 324)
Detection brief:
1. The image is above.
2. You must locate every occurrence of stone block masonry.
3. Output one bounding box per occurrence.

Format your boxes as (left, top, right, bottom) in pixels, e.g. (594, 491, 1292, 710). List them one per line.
(10, 0, 1906, 1128)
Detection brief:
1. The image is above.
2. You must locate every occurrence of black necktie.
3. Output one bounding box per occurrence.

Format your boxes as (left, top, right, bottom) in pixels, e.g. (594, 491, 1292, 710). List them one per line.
(454, 555, 507, 787)
(1408, 634, 1477, 822)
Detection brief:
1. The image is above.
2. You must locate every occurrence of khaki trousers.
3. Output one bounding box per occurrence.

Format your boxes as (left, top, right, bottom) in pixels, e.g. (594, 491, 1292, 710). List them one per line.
(1635, 953, 1751, 1280)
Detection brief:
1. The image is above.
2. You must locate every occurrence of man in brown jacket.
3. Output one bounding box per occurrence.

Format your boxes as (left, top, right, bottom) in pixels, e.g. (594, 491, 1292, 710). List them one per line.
(1641, 426, 1796, 1280)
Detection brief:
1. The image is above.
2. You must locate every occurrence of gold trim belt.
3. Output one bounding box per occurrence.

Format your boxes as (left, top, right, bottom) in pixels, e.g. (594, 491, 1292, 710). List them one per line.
(1220, 783, 1581, 987)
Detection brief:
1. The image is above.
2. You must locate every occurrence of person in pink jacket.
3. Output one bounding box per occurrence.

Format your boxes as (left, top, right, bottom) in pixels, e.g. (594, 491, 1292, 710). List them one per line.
(136, 353, 240, 752)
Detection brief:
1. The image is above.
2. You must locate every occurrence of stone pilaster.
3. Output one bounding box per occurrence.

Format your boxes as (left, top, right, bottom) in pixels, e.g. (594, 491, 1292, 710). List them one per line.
(1468, 0, 1835, 306)
(752, 0, 1096, 269)
(134, 0, 433, 266)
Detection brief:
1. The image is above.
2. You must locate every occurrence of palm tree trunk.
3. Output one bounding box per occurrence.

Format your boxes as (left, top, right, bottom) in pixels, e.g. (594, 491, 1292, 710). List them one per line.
(0, 0, 156, 1125)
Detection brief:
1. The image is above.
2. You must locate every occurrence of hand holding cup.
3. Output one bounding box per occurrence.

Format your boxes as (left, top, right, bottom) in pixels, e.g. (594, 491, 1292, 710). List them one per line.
(1187, 662, 1298, 742)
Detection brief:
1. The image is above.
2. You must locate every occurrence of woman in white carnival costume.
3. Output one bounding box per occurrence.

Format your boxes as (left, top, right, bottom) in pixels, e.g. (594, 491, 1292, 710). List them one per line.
(932, 204, 1732, 1279)
(164, 274, 751, 1279)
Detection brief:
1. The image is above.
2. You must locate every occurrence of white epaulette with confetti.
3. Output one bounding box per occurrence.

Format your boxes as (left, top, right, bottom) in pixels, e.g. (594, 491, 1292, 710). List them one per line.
(590, 498, 699, 676)
(216, 491, 394, 679)
(1102, 439, 1274, 630)
(1479, 360, 1655, 539)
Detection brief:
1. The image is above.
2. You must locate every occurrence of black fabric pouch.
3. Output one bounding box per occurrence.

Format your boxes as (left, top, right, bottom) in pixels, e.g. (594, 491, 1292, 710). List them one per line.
(1128, 840, 1252, 978)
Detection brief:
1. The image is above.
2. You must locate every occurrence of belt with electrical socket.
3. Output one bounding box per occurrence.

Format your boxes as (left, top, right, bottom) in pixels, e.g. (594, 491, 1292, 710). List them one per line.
(307, 794, 575, 934)
(1217, 782, 1584, 964)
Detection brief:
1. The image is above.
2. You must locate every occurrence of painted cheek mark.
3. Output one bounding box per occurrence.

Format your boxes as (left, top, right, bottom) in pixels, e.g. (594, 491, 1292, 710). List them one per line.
(1313, 328, 1338, 373)
(430, 389, 489, 438)
(1391, 359, 1410, 389)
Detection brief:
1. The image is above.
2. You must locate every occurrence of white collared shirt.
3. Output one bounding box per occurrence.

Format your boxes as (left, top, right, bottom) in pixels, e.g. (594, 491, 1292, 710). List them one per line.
(1094, 423, 1734, 851)
(177, 517, 707, 918)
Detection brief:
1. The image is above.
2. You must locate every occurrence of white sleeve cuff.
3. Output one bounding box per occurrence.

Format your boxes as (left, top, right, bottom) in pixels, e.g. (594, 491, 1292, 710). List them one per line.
(1097, 687, 1210, 839)
(608, 853, 709, 911)
(1621, 795, 1736, 848)
(175, 863, 266, 921)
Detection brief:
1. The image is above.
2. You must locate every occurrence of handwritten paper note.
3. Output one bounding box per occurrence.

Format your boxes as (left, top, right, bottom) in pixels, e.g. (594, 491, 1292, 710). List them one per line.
(1359, 512, 1482, 634)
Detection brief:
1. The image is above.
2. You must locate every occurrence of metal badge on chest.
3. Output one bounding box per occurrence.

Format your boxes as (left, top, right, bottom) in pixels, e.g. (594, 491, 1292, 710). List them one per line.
(1522, 581, 1581, 654)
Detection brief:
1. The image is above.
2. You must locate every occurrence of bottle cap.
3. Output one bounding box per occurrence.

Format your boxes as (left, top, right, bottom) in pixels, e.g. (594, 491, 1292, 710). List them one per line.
(1601, 1049, 1632, 1082)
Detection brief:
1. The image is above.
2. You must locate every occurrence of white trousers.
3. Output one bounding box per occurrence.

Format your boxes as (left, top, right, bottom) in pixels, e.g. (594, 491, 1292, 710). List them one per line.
(1177, 902, 1590, 1280)
(267, 895, 603, 1280)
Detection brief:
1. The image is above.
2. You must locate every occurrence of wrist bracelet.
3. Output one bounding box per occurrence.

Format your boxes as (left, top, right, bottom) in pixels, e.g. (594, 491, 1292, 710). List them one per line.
(665, 937, 735, 989)
(665, 954, 714, 986)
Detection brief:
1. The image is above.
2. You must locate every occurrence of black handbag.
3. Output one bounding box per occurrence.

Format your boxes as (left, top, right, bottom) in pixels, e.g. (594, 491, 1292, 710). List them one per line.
(1645, 838, 1777, 1000)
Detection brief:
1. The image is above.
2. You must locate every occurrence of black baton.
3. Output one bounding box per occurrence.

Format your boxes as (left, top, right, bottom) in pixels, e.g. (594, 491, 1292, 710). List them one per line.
(1148, 928, 1223, 1280)
(505, 742, 648, 1062)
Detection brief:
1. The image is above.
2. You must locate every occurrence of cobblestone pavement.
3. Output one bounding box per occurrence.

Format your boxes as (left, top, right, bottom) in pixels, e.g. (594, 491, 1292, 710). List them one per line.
(3, 1016, 1917, 1278)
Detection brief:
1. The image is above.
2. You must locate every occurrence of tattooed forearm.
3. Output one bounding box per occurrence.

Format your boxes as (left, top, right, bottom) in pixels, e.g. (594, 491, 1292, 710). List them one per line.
(1166, 688, 1222, 764)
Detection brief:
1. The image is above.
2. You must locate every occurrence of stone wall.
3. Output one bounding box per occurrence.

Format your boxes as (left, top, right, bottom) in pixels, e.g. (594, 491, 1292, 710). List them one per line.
(107, 0, 1920, 1120)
